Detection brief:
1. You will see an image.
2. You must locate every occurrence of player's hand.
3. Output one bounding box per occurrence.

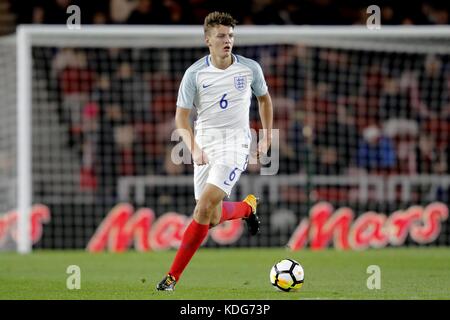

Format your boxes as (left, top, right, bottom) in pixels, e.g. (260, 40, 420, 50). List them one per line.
(192, 148, 209, 166)
(257, 136, 271, 160)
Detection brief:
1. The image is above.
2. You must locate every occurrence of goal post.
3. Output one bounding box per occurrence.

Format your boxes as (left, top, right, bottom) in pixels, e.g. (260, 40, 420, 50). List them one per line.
(17, 27, 32, 254)
(9, 25, 450, 253)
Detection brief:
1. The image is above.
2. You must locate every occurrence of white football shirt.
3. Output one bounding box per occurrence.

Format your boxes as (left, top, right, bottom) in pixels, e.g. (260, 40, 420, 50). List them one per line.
(177, 54, 268, 164)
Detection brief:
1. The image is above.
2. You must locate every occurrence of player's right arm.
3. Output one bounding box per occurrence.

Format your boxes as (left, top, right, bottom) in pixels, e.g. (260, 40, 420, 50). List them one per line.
(176, 61, 209, 165)
(175, 107, 209, 166)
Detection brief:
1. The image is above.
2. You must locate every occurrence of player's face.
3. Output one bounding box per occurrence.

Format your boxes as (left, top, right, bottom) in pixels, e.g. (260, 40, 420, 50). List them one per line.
(206, 25, 234, 59)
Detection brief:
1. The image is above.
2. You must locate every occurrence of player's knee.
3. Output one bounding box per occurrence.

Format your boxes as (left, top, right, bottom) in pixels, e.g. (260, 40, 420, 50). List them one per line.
(194, 199, 216, 221)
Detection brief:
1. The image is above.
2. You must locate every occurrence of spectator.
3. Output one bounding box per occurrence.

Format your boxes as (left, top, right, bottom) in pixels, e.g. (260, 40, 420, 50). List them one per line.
(313, 125, 347, 175)
(91, 74, 113, 108)
(422, 2, 449, 24)
(415, 133, 439, 174)
(270, 96, 296, 174)
(32, 6, 45, 24)
(163, 0, 189, 24)
(184, 0, 211, 24)
(92, 11, 109, 24)
(411, 55, 450, 120)
(80, 102, 99, 190)
(253, 0, 286, 25)
(313, 145, 344, 175)
(335, 102, 359, 168)
(379, 73, 415, 121)
(276, 0, 305, 25)
(301, 0, 343, 25)
(95, 103, 122, 202)
(110, 61, 152, 124)
(356, 125, 396, 174)
(127, 0, 171, 24)
(436, 142, 450, 175)
(53, 49, 96, 153)
(110, 0, 138, 23)
(286, 110, 311, 174)
(384, 120, 419, 174)
(74, 0, 110, 24)
(282, 44, 308, 102)
(356, 64, 386, 129)
(45, 0, 73, 24)
(316, 49, 352, 102)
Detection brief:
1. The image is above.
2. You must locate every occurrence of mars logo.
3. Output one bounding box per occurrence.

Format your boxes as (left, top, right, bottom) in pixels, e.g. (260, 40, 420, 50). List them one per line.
(87, 203, 244, 252)
(0, 204, 51, 246)
(288, 202, 449, 250)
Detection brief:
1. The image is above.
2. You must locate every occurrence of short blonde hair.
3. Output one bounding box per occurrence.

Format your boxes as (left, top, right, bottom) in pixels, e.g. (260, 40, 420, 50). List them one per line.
(203, 12, 237, 34)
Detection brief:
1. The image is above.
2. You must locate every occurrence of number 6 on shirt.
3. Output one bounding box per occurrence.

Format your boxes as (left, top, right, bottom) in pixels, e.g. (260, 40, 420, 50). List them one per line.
(219, 94, 228, 109)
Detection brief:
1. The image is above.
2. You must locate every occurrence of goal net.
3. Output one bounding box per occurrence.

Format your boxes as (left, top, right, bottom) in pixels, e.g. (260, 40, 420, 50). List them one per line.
(0, 36, 16, 251)
(5, 25, 450, 252)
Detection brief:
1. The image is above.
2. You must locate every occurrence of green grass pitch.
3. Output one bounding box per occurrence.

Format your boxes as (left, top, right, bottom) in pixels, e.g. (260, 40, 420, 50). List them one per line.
(1, 247, 449, 300)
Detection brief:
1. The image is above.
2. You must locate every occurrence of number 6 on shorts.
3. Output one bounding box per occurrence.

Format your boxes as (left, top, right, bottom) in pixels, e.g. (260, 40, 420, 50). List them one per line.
(224, 167, 238, 186)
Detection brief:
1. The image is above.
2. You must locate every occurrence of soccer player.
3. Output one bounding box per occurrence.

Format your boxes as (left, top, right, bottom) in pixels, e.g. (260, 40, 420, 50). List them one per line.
(156, 11, 273, 291)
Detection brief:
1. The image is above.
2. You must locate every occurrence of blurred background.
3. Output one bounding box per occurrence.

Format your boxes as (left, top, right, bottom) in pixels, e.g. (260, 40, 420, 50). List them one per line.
(0, 0, 449, 251)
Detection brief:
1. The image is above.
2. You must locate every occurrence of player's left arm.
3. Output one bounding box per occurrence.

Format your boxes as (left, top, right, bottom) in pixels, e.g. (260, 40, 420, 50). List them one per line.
(256, 92, 273, 157)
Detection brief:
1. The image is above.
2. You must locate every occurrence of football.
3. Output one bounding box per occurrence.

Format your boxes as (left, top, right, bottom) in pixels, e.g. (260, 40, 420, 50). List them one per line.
(269, 259, 304, 292)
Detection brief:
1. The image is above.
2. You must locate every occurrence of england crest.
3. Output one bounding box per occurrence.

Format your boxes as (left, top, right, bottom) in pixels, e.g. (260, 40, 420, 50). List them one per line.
(234, 75, 247, 91)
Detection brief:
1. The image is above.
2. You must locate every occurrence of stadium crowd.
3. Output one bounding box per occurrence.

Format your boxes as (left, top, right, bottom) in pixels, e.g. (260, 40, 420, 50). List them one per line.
(15, 0, 450, 202)
(10, 0, 450, 26)
(38, 45, 450, 192)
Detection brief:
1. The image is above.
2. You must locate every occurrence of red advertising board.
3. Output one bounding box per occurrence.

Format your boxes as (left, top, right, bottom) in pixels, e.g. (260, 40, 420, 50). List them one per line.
(1, 202, 447, 251)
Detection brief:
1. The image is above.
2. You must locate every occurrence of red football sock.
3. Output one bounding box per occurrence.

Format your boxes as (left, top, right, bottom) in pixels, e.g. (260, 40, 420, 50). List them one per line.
(168, 219, 209, 281)
(219, 201, 252, 224)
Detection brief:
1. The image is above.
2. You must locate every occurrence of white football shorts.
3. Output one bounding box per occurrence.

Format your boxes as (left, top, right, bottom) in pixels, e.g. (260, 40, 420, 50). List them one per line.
(194, 154, 249, 200)
(193, 129, 251, 200)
